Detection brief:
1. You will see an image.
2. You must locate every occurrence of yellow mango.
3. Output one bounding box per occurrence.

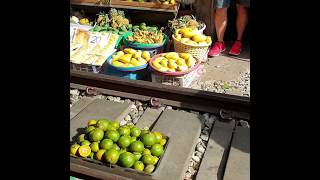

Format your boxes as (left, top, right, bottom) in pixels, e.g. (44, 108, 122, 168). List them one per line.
(183, 31, 196, 38)
(124, 48, 137, 54)
(130, 58, 143, 66)
(186, 57, 196, 67)
(205, 37, 212, 45)
(168, 68, 176, 72)
(112, 54, 121, 61)
(165, 52, 179, 59)
(153, 62, 163, 69)
(112, 60, 124, 67)
(154, 57, 164, 64)
(116, 51, 125, 56)
(179, 27, 192, 35)
(192, 34, 207, 43)
(177, 65, 188, 71)
(177, 58, 186, 66)
(141, 51, 151, 61)
(168, 59, 178, 69)
(119, 54, 132, 63)
(160, 59, 168, 68)
(133, 50, 142, 58)
(137, 57, 147, 64)
(179, 53, 192, 60)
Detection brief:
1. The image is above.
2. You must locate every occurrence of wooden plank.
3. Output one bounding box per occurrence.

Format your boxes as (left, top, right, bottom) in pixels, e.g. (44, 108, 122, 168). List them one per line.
(70, 97, 95, 120)
(196, 120, 235, 180)
(151, 109, 202, 180)
(223, 126, 250, 180)
(110, 0, 177, 10)
(70, 99, 132, 142)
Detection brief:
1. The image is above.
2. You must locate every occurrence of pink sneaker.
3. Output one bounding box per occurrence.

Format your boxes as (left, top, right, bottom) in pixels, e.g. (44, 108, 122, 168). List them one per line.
(229, 41, 242, 56)
(208, 42, 226, 57)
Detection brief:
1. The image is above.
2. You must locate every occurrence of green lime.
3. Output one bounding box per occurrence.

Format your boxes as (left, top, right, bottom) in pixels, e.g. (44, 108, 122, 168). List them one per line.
(96, 119, 110, 131)
(111, 144, 120, 151)
(131, 127, 141, 137)
(141, 133, 156, 147)
(100, 139, 113, 150)
(119, 152, 136, 168)
(153, 132, 162, 144)
(142, 148, 151, 155)
(151, 144, 164, 157)
(108, 121, 120, 131)
(119, 148, 127, 154)
(78, 145, 91, 158)
(133, 152, 142, 161)
(118, 126, 131, 136)
(86, 126, 96, 134)
(131, 136, 137, 142)
(87, 119, 97, 126)
(95, 149, 106, 161)
(89, 128, 104, 142)
(130, 141, 145, 153)
(89, 152, 95, 159)
(90, 142, 100, 152)
(104, 149, 120, 164)
(144, 164, 155, 173)
(81, 140, 91, 146)
(140, 129, 149, 137)
(142, 154, 154, 165)
(70, 144, 80, 156)
(159, 138, 167, 146)
(118, 135, 131, 148)
(152, 156, 159, 165)
(133, 161, 144, 172)
(105, 130, 120, 142)
(78, 134, 86, 143)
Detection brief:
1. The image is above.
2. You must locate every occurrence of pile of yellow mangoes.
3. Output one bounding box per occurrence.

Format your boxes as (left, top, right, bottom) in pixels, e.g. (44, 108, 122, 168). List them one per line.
(152, 52, 197, 72)
(173, 27, 212, 46)
(111, 48, 151, 68)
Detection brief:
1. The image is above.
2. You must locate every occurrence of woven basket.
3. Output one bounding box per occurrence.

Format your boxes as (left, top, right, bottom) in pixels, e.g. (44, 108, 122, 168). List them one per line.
(172, 35, 210, 62)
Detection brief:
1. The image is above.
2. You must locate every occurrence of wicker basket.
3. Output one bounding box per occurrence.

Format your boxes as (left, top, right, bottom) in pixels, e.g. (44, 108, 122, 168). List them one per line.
(172, 35, 210, 62)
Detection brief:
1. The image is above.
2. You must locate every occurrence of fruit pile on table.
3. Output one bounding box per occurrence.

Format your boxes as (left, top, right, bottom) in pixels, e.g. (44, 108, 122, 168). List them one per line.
(70, 119, 167, 174)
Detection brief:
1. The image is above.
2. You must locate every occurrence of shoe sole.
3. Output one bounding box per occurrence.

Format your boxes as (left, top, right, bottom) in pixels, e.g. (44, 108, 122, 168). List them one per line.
(229, 49, 241, 56)
(208, 48, 226, 57)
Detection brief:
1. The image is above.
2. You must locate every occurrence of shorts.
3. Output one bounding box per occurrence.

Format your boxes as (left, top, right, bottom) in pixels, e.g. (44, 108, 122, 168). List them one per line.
(214, 0, 250, 8)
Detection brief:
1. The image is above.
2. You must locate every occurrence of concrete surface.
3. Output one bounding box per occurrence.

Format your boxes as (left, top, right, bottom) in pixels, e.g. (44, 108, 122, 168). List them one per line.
(70, 99, 132, 141)
(223, 126, 250, 180)
(196, 120, 235, 180)
(135, 107, 164, 129)
(151, 109, 202, 180)
(200, 42, 250, 82)
(70, 97, 94, 120)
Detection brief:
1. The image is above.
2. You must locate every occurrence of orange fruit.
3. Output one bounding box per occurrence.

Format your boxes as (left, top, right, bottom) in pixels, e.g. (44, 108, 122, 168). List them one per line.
(130, 127, 141, 137)
(118, 126, 131, 136)
(133, 161, 144, 172)
(95, 149, 106, 161)
(87, 119, 97, 126)
(151, 144, 164, 157)
(153, 132, 162, 144)
(96, 119, 110, 131)
(104, 149, 120, 164)
(90, 142, 99, 152)
(119, 152, 136, 168)
(144, 164, 155, 174)
(141, 133, 156, 147)
(89, 128, 104, 142)
(105, 130, 120, 142)
(70, 144, 80, 156)
(78, 145, 91, 158)
(100, 139, 113, 150)
(142, 154, 154, 165)
(118, 135, 131, 148)
(81, 140, 91, 146)
(130, 141, 144, 153)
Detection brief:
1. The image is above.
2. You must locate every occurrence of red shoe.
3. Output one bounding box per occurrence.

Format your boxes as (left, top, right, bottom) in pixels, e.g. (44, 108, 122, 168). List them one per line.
(229, 41, 242, 56)
(208, 42, 226, 57)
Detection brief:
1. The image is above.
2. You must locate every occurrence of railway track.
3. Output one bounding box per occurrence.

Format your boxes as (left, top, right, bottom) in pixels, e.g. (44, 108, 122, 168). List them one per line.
(70, 70, 250, 180)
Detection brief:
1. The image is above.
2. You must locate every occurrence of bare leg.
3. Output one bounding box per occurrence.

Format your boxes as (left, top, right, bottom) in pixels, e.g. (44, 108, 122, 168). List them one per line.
(236, 4, 249, 41)
(214, 8, 228, 42)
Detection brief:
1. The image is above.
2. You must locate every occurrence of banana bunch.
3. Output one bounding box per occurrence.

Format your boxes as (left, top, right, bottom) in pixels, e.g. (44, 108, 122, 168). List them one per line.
(127, 30, 163, 44)
(152, 52, 197, 72)
(173, 27, 212, 46)
(111, 48, 151, 68)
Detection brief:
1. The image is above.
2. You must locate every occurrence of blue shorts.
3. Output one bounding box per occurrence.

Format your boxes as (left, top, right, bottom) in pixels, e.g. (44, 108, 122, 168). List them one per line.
(215, 0, 250, 8)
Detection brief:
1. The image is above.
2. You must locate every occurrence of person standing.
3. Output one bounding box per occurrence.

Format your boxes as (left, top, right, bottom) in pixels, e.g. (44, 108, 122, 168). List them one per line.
(208, 0, 250, 57)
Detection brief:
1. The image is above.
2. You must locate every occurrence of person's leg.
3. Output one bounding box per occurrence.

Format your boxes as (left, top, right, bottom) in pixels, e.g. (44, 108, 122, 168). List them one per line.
(229, 0, 249, 55)
(208, 0, 230, 57)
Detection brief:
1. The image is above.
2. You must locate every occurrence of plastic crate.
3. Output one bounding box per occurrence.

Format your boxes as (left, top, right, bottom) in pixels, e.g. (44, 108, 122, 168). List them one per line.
(151, 65, 203, 87)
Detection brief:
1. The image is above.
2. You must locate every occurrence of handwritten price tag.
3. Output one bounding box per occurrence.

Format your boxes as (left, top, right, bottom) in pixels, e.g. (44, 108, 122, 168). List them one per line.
(88, 32, 110, 46)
